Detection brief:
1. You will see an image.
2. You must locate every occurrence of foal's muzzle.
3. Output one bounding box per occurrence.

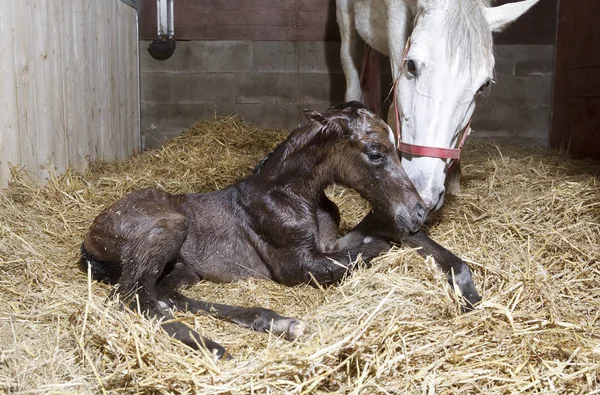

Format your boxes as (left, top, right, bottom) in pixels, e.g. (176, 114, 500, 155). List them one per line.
(410, 201, 427, 232)
(396, 201, 427, 234)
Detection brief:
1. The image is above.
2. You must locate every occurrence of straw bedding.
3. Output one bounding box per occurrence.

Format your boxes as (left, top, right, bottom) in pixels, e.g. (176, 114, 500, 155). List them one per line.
(0, 116, 599, 394)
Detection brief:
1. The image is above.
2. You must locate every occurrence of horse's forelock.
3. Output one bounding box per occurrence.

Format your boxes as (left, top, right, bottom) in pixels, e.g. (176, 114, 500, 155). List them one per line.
(447, 0, 493, 71)
(419, 0, 494, 72)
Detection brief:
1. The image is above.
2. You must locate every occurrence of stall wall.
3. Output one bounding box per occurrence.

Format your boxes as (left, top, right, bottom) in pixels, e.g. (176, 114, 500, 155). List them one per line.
(139, 0, 556, 149)
(0, 0, 140, 188)
(551, 0, 600, 158)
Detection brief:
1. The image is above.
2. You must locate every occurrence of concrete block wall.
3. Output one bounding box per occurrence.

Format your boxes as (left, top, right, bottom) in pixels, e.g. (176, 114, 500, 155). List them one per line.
(141, 40, 345, 149)
(472, 44, 555, 147)
(141, 40, 554, 149)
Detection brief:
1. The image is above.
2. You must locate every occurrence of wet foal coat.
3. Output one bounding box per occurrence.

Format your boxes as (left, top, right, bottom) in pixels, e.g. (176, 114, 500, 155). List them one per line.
(80, 102, 479, 358)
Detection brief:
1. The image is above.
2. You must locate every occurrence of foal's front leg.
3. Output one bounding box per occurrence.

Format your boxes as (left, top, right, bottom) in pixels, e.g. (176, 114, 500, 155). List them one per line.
(405, 230, 481, 311)
(338, 212, 481, 311)
(294, 237, 392, 287)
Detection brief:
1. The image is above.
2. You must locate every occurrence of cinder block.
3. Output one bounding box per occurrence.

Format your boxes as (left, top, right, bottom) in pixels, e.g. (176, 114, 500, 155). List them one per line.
(511, 106, 551, 142)
(141, 102, 238, 149)
(484, 75, 553, 107)
(494, 45, 515, 75)
(514, 45, 555, 76)
(265, 103, 310, 130)
(141, 72, 174, 103)
(297, 73, 346, 104)
(172, 73, 236, 103)
(297, 41, 343, 73)
(141, 103, 200, 149)
(234, 104, 271, 127)
(140, 40, 192, 72)
(471, 105, 513, 134)
(236, 72, 297, 104)
(187, 41, 253, 72)
(252, 41, 298, 72)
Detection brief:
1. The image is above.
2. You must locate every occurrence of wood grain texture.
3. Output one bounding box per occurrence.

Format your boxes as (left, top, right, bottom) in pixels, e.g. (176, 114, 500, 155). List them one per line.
(139, 0, 556, 43)
(551, 0, 600, 158)
(0, 0, 140, 188)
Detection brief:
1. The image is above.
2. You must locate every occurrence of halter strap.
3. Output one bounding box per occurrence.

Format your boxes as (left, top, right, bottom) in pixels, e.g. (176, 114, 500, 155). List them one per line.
(392, 37, 472, 168)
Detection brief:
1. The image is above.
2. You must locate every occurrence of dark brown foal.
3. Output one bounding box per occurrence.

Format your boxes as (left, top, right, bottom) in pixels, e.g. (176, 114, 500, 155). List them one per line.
(80, 102, 431, 358)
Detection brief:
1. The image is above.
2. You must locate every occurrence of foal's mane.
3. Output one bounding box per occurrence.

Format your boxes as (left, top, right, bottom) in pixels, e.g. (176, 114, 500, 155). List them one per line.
(254, 103, 366, 176)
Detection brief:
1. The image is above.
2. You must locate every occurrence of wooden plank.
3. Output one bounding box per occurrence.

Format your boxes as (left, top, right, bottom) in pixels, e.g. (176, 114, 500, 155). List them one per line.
(556, 38, 600, 71)
(559, 0, 600, 18)
(33, 0, 59, 181)
(175, 0, 327, 11)
(142, 23, 340, 42)
(47, 0, 68, 176)
(140, 0, 555, 43)
(557, 12, 600, 42)
(0, 0, 20, 187)
(563, 68, 600, 98)
(561, 97, 600, 158)
(67, 0, 90, 171)
(126, 2, 140, 156)
(14, 0, 38, 181)
(116, 0, 126, 159)
(87, 0, 100, 160)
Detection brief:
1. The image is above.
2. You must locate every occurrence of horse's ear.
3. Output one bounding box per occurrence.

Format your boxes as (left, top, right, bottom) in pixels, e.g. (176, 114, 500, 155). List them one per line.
(303, 109, 328, 125)
(484, 0, 540, 32)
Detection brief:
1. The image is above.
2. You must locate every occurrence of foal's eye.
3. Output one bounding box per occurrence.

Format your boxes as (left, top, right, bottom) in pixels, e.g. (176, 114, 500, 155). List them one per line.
(406, 59, 417, 77)
(367, 152, 384, 163)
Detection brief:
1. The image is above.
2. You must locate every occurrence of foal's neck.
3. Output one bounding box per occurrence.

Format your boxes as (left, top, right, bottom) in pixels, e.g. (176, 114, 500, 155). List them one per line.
(256, 124, 341, 201)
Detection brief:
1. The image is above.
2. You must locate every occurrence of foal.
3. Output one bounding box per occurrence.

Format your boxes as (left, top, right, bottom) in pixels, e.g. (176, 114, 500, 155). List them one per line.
(80, 103, 430, 358)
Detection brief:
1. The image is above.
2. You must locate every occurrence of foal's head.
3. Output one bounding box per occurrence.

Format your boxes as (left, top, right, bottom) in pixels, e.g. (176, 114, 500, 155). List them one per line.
(307, 102, 427, 234)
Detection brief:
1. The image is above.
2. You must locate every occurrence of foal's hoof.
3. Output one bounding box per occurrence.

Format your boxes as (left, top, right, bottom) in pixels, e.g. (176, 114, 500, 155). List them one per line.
(461, 293, 482, 313)
(271, 317, 306, 341)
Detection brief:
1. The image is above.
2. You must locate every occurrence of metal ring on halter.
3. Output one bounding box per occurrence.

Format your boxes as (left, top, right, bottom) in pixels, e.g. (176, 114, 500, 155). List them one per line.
(392, 37, 473, 169)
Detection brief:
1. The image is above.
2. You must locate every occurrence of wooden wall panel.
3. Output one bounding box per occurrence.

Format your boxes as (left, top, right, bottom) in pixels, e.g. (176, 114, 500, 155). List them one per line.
(139, 0, 556, 43)
(551, 0, 600, 158)
(0, 0, 140, 188)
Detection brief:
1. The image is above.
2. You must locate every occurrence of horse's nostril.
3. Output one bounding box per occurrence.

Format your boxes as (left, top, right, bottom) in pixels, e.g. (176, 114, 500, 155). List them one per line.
(422, 197, 433, 210)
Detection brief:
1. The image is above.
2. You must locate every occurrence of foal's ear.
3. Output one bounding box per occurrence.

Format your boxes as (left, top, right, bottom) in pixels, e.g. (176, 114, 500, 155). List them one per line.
(484, 0, 540, 32)
(303, 109, 328, 125)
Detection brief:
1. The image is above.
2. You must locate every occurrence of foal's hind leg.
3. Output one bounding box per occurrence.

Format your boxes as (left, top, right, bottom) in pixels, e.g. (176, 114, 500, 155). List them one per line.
(156, 285, 305, 341)
(111, 206, 228, 358)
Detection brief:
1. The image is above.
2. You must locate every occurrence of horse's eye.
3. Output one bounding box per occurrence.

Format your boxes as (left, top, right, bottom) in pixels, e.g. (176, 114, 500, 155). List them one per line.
(478, 80, 493, 93)
(367, 152, 384, 163)
(406, 59, 417, 77)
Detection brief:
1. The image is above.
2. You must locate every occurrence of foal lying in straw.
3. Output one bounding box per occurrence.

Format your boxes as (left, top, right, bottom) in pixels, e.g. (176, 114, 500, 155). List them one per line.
(80, 102, 480, 358)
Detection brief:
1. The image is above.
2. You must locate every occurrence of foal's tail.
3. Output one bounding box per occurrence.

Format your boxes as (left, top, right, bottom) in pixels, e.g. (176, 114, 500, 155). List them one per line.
(79, 244, 122, 285)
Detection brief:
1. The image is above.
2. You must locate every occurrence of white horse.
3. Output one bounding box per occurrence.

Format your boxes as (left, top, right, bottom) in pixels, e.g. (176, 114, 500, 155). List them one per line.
(337, 0, 541, 210)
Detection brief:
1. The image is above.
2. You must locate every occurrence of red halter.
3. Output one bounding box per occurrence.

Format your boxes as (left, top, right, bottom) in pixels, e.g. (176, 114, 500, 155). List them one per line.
(392, 37, 472, 169)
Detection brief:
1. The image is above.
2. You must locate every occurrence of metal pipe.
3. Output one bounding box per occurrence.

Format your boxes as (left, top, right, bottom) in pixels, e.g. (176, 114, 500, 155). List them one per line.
(148, 0, 176, 60)
(157, 0, 174, 38)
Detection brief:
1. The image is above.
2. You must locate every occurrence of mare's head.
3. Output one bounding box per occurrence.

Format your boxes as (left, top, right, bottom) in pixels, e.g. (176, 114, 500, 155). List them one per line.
(306, 101, 427, 234)
(396, 0, 540, 210)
